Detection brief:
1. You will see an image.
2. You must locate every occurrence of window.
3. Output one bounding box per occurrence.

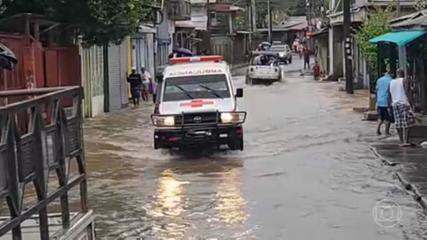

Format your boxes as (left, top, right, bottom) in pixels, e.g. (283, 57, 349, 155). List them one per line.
(163, 74, 230, 101)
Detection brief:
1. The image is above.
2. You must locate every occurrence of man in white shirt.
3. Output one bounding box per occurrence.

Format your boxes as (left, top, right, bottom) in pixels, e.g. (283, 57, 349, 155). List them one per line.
(389, 69, 414, 147)
(141, 67, 151, 102)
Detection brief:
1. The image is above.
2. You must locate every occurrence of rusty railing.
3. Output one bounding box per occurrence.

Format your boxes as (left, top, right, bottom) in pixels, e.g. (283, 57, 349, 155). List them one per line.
(0, 86, 94, 239)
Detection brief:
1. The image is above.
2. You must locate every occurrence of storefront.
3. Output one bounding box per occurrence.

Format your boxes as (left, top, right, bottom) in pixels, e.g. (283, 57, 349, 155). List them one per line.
(370, 30, 427, 143)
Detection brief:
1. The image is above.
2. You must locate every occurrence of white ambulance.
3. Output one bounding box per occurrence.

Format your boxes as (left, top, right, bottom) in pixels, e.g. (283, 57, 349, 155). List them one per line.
(151, 56, 246, 150)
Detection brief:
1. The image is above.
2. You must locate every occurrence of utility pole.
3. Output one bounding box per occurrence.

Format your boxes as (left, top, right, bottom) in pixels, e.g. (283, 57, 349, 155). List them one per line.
(267, 0, 272, 43)
(396, 0, 401, 17)
(343, 0, 353, 94)
(205, 0, 212, 54)
(248, 0, 254, 51)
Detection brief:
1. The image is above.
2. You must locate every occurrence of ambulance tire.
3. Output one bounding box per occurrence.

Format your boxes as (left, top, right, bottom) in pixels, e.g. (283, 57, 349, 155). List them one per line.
(154, 139, 159, 150)
(229, 137, 244, 151)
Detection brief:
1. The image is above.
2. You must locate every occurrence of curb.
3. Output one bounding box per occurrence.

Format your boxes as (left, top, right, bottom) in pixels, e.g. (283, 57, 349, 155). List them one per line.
(370, 146, 427, 212)
(369, 146, 398, 166)
(395, 172, 427, 211)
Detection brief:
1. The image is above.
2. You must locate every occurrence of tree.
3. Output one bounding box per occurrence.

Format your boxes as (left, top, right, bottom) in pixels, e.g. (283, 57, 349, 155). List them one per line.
(355, 6, 394, 73)
(0, 0, 152, 45)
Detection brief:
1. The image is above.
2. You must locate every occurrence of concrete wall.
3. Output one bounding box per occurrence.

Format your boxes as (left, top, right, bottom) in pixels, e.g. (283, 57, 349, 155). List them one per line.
(80, 45, 104, 118)
(211, 36, 233, 63)
(329, 25, 344, 78)
(314, 34, 329, 75)
(133, 33, 156, 77)
(108, 39, 130, 112)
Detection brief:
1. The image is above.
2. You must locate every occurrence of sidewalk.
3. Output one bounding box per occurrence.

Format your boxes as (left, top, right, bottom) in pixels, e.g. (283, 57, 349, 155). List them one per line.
(371, 140, 427, 210)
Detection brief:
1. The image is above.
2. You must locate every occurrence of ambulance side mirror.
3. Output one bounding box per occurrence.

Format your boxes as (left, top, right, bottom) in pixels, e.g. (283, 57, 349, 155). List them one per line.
(236, 88, 243, 98)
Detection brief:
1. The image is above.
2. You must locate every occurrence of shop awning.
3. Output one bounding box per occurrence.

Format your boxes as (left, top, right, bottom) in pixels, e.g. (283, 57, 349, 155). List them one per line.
(369, 30, 426, 46)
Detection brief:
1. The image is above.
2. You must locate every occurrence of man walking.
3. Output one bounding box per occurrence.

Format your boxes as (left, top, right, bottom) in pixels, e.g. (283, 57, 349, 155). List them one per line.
(303, 46, 310, 70)
(389, 69, 414, 147)
(141, 67, 151, 102)
(127, 69, 142, 106)
(375, 69, 393, 135)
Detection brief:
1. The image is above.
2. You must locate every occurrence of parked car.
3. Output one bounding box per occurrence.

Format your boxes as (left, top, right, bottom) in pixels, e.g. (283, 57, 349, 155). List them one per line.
(246, 51, 282, 85)
(270, 44, 292, 64)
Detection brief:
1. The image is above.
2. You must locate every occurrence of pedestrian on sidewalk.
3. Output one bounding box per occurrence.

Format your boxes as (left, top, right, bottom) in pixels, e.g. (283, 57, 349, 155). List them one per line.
(375, 69, 393, 136)
(149, 77, 158, 104)
(141, 67, 151, 102)
(303, 47, 310, 70)
(389, 69, 415, 147)
(127, 69, 142, 106)
(297, 44, 303, 59)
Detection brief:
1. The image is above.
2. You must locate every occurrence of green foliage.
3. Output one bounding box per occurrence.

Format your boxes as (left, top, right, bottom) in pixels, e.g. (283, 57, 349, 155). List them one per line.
(355, 6, 394, 71)
(0, 0, 152, 45)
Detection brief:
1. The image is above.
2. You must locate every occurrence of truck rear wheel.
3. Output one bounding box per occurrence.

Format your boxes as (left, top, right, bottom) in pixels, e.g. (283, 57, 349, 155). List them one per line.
(246, 76, 253, 85)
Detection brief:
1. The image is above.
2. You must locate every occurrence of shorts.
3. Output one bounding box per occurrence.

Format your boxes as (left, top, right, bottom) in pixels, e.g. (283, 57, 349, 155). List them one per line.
(131, 88, 141, 98)
(393, 103, 414, 129)
(377, 107, 393, 122)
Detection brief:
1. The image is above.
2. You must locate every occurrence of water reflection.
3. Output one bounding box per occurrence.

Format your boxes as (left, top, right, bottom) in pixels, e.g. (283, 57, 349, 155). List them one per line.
(216, 169, 248, 225)
(150, 169, 187, 218)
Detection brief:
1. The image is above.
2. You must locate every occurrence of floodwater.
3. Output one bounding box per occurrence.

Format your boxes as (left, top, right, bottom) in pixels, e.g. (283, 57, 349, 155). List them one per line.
(84, 63, 427, 239)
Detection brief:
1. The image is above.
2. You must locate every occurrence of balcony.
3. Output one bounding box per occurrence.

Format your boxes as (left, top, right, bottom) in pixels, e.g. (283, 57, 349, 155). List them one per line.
(168, 0, 191, 21)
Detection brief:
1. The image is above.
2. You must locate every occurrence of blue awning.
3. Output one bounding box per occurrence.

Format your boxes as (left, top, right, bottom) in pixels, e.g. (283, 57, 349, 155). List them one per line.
(369, 31, 426, 46)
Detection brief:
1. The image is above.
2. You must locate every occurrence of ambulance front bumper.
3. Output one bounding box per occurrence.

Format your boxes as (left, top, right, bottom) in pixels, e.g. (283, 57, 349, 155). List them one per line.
(154, 125, 243, 149)
(151, 111, 246, 149)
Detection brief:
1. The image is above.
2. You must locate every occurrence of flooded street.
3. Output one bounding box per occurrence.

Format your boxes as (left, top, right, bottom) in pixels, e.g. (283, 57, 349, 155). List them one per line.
(84, 65, 427, 239)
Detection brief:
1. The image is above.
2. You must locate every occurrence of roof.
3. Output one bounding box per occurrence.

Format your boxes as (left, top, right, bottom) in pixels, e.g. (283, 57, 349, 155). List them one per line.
(311, 27, 329, 37)
(369, 30, 426, 46)
(256, 16, 308, 32)
(138, 25, 156, 33)
(164, 61, 229, 78)
(328, 7, 366, 25)
(278, 16, 307, 27)
(175, 20, 196, 29)
(390, 10, 427, 29)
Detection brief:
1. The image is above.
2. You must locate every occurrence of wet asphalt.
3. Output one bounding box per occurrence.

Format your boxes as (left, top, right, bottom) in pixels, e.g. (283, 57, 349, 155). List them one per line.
(83, 60, 427, 239)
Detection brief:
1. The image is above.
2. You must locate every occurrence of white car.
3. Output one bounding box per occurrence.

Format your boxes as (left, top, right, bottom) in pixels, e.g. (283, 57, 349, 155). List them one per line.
(246, 51, 282, 84)
(151, 55, 246, 150)
(271, 44, 292, 64)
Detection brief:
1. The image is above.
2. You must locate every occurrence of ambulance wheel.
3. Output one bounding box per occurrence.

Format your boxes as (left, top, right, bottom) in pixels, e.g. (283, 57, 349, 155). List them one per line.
(229, 137, 244, 151)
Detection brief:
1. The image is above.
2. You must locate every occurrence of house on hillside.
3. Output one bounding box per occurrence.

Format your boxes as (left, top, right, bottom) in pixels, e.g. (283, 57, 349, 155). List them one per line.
(256, 16, 308, 46)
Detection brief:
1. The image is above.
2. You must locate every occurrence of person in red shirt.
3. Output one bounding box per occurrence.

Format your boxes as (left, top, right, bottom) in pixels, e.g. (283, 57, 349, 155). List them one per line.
(313, 61, 321, 80)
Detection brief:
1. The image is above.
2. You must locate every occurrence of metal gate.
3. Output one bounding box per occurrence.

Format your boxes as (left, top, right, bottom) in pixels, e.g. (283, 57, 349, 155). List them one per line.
(0, 87, 94, 239)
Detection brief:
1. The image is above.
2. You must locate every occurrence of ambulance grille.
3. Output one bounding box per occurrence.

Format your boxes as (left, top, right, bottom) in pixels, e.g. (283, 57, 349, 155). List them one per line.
(182, 112, 219, 125)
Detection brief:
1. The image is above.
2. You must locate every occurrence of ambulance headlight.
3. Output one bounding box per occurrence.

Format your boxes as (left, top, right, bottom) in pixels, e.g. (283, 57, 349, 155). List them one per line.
(151, 115, 176, 127)
(220, 112, 246, 124)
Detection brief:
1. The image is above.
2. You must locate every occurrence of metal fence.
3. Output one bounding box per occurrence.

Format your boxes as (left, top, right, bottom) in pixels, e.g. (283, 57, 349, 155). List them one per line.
(0, 86, 94, 240)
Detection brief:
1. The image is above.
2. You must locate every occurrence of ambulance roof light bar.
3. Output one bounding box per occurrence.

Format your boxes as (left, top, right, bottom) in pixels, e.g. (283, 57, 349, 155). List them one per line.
(170, 55, 224, 65)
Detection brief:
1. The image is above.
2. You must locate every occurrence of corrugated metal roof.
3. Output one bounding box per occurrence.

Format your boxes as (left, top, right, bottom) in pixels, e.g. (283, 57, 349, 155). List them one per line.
(390, 10, 427, 29)
(369, 30, 426, 46)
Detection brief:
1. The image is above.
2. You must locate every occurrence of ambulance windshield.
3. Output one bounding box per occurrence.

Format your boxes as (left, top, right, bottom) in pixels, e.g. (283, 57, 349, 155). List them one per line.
(163, 74, 230, 102)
